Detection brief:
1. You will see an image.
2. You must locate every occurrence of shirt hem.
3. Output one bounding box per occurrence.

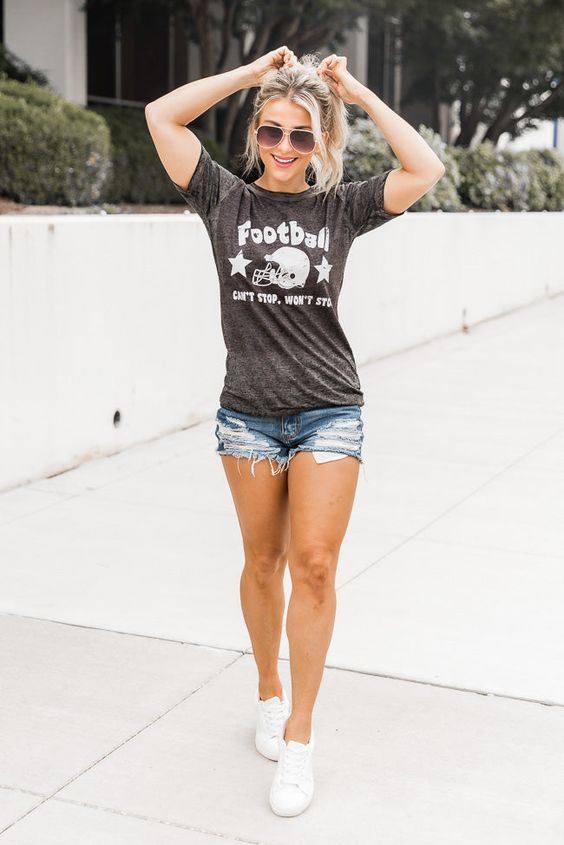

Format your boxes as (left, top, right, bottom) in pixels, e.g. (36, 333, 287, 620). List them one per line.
(218, 396, 364, 417)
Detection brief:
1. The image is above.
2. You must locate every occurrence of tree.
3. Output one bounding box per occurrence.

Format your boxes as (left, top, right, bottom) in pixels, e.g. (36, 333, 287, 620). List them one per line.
(83, 0, 387, 167)
(0, 44, 50, 86)
(397, 0, 564, 146)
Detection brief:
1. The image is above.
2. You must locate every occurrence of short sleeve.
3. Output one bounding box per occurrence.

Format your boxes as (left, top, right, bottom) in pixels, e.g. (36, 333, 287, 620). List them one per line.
(170, 142, 242, 222)
(341, 168, 405, 238)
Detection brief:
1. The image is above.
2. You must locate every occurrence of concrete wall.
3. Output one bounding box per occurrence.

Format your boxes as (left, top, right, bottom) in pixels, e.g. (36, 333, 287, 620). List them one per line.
(4, 0, 87, 105)
(1, 211, 563, 492)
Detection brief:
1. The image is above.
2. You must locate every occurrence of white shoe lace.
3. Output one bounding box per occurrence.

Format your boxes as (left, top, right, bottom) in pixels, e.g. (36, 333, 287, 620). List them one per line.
(261, 697, 286, 735)
(280, 741, 309, 786)
(280, 740, 308, 786)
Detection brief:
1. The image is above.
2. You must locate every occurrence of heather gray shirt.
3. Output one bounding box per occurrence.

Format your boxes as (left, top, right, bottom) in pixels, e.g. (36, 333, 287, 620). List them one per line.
(171, 142, 404, 416)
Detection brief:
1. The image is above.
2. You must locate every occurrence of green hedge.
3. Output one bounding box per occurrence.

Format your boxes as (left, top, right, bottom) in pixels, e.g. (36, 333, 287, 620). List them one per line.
(1, 76, 563, 211)
(345, 118, 564, 212)
(0, 79, 111, 205)
(0, 78, 224, 207)
(344, 118, 464, 211)
(89, 103, 226, 204)
(451, 142, 564, 211)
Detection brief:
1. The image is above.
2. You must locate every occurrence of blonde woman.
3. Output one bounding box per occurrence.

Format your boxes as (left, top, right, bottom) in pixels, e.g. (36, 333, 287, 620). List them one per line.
(145, 46, 444, 818)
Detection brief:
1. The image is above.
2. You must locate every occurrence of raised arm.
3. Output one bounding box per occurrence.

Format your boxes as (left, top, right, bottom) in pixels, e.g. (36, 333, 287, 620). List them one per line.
(144, 65, 255, 190)
(317, 54, 446, 215)
(353, 85, 446, 214)
(144, 46, 298, 191)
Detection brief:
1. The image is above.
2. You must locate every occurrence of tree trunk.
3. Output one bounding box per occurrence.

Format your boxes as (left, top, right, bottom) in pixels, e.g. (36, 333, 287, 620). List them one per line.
(228, 86, 257, 176)
(432, 61, 440, 133)
(455, 88, 490, 146)
(482, 85, 521, 144)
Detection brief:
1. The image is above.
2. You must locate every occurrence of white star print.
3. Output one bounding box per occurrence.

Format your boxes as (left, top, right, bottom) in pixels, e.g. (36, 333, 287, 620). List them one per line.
(228, 250, 252, 278)
(314, 255, 333, 283)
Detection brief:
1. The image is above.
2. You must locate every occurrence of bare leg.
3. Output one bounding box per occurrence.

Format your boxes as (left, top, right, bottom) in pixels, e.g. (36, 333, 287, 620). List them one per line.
(219, 454, 291, 700)
(284, 452, 360, 743)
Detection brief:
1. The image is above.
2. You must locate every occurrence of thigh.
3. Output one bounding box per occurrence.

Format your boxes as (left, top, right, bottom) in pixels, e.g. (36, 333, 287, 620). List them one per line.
(215, 405, 291, 560)
(286, 451, 360, 576)
(219, 454, 290, 561)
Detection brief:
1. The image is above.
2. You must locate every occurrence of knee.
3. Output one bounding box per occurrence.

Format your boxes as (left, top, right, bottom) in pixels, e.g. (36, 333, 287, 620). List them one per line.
(244, 550, 287, 587)
(291, 547, 337, 596)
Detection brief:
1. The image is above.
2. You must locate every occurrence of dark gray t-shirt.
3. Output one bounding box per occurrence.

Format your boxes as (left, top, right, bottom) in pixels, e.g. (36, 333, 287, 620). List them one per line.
(171, 142, 404, 416)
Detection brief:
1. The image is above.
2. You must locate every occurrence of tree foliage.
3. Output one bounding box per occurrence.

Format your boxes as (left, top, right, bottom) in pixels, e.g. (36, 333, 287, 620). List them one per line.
(83, 0, 385, 161)
(0, 44, 50, 86)
(83, 0, 564, 152)
(397, 0, 564, 146)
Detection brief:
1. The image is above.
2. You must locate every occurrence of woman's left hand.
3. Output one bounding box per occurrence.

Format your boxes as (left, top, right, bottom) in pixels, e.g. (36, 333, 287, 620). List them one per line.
(317, 54, 363, 105)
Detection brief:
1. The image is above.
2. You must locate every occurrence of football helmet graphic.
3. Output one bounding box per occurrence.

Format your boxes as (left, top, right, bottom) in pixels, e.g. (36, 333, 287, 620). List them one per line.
(252, 246, 310, 289)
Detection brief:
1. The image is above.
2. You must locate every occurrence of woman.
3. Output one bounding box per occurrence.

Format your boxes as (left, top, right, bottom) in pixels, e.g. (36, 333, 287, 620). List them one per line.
(145, 46, 444, 817)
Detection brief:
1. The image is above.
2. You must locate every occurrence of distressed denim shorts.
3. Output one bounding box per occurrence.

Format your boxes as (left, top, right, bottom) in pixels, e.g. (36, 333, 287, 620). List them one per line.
(214, 403, 365, 479)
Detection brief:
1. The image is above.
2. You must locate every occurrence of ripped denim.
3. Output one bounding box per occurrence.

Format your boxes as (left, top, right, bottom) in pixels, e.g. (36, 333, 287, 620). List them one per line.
(214, 404, 366, 480)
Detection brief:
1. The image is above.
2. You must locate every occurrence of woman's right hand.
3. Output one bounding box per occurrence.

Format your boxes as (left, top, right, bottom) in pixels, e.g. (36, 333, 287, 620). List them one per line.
(246, 46, 298, 87)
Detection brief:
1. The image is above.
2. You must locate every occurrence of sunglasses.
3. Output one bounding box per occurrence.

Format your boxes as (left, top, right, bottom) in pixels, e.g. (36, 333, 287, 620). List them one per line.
(254, 124, 317, 155)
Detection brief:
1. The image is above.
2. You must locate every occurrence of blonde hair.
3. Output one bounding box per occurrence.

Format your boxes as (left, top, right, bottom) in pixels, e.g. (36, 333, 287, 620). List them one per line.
(236, 53, 351, 200)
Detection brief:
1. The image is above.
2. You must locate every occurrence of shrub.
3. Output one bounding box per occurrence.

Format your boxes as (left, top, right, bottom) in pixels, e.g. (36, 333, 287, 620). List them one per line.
(0, 79, 111, 205)
(343, 115, 396, 178)
(453, 141, 519, 210)
(344, 117, 464, 211)
(346, 113, 564, 212)
(452, 141, 564, 211)
(2, 71, 562, 211)
(89, 103, 225, 204)
(525, 148, 564, 211)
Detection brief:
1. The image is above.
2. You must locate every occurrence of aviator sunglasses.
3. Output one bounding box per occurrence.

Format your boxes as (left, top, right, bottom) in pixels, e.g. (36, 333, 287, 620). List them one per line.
(254, 124, 317, 155)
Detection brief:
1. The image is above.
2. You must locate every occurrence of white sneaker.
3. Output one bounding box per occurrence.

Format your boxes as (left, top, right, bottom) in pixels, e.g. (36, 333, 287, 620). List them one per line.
(255, 687, 291, 761)
(269, 726, 315, 816)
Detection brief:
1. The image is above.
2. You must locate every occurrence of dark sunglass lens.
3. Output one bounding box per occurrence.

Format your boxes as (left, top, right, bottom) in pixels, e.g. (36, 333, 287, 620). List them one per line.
(291, 130, 315, 153)
(257, 125, 283, 147)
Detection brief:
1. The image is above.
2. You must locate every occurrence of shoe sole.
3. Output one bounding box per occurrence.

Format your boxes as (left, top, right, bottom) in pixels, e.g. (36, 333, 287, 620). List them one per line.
(270, 800, 313, 817)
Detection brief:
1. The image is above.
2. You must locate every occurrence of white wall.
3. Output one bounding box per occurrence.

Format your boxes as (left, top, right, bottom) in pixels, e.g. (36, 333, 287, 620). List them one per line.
(4, 0, 87, 105)
(1, 211, 563, 492)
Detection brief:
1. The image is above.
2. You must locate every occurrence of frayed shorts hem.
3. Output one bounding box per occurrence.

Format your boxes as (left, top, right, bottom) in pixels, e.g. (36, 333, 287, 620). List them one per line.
(216, 445, 363, 478)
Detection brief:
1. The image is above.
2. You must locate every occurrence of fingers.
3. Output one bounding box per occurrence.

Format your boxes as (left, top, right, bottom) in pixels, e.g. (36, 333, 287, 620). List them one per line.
(317, 53, 346, 75)
(270, 46, 348, 75)
(274, 45, 297, 68)
(319, 54, 337, 70)
(271, 46, 348, 74)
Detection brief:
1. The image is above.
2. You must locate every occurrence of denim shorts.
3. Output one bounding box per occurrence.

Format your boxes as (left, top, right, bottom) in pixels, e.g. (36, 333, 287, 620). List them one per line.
(214, 404, 365, 479)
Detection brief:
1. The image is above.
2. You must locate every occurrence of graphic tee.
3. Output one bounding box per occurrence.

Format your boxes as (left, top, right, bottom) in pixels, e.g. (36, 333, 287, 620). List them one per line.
(171, 141, 405, 416)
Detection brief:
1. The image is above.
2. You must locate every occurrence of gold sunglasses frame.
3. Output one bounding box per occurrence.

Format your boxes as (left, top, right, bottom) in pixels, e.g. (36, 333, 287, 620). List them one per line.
(254, 124, 317, 155)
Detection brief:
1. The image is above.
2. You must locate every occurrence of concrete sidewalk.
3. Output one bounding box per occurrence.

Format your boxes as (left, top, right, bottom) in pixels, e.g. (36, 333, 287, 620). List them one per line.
(1, 295, 563, 844)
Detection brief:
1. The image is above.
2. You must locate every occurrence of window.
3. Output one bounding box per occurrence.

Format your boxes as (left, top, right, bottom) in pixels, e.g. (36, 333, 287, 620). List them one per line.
(87, 4, 188, 107)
